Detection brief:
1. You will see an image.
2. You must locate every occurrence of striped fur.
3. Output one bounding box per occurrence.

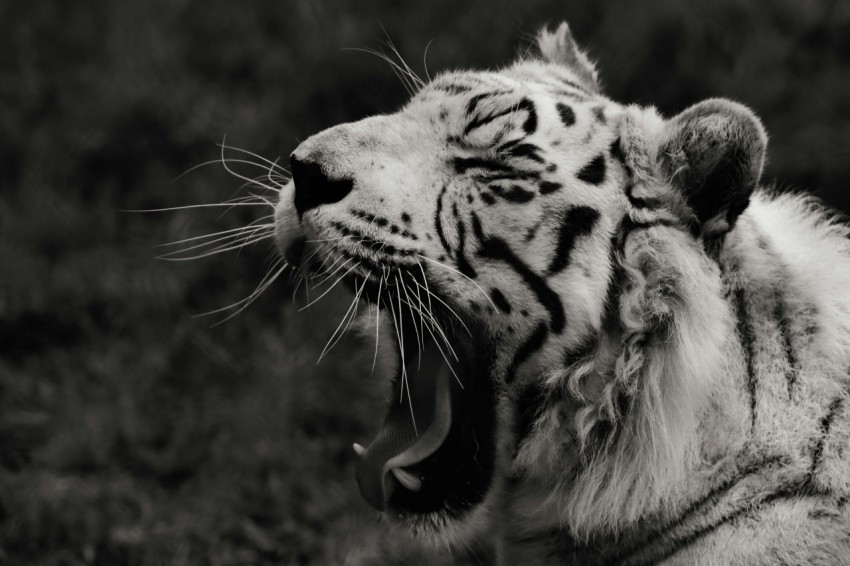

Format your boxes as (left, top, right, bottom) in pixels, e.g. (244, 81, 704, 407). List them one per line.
(272, 22, 850, 564)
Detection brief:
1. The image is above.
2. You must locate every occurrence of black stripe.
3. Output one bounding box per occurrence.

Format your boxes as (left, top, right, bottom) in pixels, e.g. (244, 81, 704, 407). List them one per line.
(601, 235, 625, 332)
(774, 292, 798, 399)
(453, 157, 514, 175)
(465, 91, 505, 116)
(539, 181, 562, 195)
(656, 482, 811, 565)
(505, 323, 549, 383)
(556, 102, 575, 127)
(432, 83, 472, 94)
(627, 195, 664, 209)
(470, 211, 484, 242)
(490, 184, 535, 203)
(517, 98, 537, 134)
(464, 107, 516, 136)
(434, 185, 451, 253)
(504, 143, 544, 163)
(576, 154, 607, 185)
(464, 96, 536, 136)
(547, 206, 600, 275)
(480, 191, 495, 205)
(624, 182, 663, 209)
(609, 138, 627, 168)
(607, 455, 787, 565)
(479, 237, 565, 333)
(731, 287, 758, 433)
(554, 74, 591, 94)
(453, 202, 477, 279)
(490, 288, 511, 314)
(665, 456, 785, 536)
(810, 396, 844, 478)
(486, 171, 541, 183)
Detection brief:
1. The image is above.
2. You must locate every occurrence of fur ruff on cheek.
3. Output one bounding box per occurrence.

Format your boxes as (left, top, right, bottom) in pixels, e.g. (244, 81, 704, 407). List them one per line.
(516, 224, 732, 537)
(569, 226, 730, 535)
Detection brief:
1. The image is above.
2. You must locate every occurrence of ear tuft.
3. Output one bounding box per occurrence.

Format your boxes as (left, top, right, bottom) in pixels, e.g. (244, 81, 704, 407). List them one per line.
(660, 99, 767, 238)
(536, 22, 600, 92)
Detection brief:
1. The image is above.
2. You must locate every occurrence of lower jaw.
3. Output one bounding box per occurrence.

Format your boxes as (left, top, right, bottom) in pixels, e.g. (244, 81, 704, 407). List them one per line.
(386, 359, 498, 519)
(357, 281, 500, 523)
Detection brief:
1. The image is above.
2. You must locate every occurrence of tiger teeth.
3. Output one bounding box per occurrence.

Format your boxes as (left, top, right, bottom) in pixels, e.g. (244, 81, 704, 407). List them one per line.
(353, 442, 366, 457)
(391, 467, 422, 492)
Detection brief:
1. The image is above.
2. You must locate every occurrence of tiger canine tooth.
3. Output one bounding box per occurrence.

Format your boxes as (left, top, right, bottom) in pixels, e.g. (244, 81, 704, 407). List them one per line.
(353, 443, 365, 457)
(391, 468, 422, 492)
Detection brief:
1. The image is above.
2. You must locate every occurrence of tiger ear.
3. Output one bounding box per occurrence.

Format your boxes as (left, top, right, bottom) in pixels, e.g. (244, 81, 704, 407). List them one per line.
(659, 99, 767, 238)
(536, 22, 600, 92)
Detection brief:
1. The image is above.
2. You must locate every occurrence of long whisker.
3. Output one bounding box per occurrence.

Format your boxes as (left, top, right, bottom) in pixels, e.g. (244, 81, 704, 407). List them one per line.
(381, 34, 425, 90)
(318, 276, 366, 362)
(344, 47, 418, 96)
(399, 273, 424, 368)
(157, 232, 274, 261)
(386, 281, 417, 437)
(159, 221, 274, 254)
(422, 39, 435, 83)
(298, 261, 359, 311)
(218, 142, 290, 175)
(174, 157, 289, 184)
(399, 295, 463, 389)
(123, 201, 269, 213)
(218, 137, 284, 195)
(309, 256, 354, 289)
(409, 276, 471, 338)
(158, 223, 274, 257)
(195, 259, 288, 324)
(416, 254, 496, 310)
(371, 269, 386, 375)
(158, 218, 274, 248)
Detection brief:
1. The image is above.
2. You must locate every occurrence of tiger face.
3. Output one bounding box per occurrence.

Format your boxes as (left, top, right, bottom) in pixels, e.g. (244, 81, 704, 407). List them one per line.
(273, 23, 766, 543)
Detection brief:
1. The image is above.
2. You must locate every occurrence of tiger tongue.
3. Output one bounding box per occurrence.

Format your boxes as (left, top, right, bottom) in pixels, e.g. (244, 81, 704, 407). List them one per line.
(355, 351, 453, 511)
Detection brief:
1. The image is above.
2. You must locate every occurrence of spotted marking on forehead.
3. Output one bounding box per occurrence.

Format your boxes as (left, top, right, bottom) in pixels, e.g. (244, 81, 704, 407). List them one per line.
(556, 103, 576, 127)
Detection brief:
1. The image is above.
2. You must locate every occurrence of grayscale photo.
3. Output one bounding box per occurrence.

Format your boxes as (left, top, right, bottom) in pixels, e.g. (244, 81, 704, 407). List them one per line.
(3, 1, 850, 564)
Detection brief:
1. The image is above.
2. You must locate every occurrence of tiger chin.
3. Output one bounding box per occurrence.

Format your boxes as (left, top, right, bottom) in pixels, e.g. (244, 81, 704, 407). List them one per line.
(272, 22, 850, 565)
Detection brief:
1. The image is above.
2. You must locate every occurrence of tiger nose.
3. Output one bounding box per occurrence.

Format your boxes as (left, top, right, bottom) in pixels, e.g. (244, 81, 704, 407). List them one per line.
(290, 154, 354, 218)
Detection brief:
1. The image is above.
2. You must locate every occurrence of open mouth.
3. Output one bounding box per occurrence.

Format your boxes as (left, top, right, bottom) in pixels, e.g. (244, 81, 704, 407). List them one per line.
(345, 273, 498, 521)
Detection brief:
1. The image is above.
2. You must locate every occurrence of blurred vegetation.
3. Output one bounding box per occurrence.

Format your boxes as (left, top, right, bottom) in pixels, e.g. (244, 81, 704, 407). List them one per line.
(1, 0, 849, 564)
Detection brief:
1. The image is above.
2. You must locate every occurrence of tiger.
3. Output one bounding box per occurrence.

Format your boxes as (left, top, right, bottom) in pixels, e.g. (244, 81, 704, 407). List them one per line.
(270, 22, 850, 565)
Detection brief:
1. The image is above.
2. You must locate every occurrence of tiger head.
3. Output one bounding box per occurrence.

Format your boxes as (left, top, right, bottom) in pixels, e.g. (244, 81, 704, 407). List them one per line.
(273, 23, 766, 543)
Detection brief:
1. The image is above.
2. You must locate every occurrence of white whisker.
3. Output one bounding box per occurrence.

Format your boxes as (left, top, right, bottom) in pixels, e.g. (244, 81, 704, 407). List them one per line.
(298, 261, 359, 311)
(157, 232, 274, 261)
(417, 254, 496, 310)
(158, 219, 274, 248)
(195, 259, 288, 324)
(159, 223, 274, 256)
(371, 269, 386, 375)
(318, 276, 366, 362)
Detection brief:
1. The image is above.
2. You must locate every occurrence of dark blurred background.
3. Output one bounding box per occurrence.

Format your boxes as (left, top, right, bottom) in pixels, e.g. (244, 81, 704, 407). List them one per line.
(1, 0, 849, 564)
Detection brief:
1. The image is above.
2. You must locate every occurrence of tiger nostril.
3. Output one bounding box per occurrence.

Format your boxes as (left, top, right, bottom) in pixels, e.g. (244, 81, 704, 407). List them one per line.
(290, 154, 355, 218)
